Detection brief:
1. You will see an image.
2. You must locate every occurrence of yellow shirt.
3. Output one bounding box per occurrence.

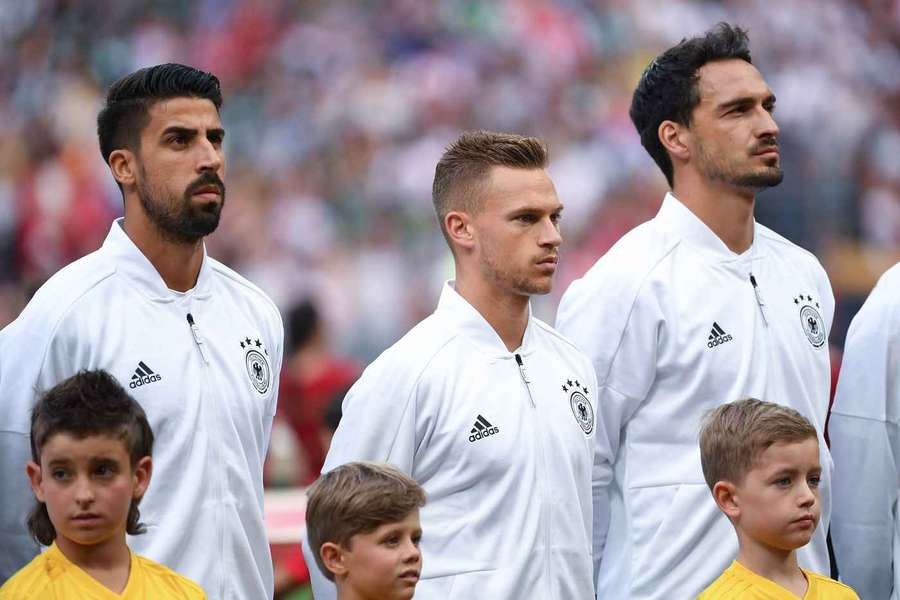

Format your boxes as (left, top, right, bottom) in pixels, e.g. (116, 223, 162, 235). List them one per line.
(698, 560, 860, 600)
(0, 542, 206, 600)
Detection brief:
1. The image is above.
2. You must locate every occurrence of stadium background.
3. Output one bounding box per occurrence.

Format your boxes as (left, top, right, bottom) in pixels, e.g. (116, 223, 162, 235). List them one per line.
(1, 0, 899, 597)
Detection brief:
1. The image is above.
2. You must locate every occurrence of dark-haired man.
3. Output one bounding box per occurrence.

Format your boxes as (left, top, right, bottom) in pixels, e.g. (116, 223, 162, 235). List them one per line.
(0, 64, 284, 600)
(304, 130, 609, 599)
(556, 23, 834, 598)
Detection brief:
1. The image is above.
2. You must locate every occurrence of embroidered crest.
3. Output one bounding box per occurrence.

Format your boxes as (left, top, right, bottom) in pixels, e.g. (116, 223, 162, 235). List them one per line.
(793, 294, 825, 348)
(562, 379, 594, 435)
(240, 337, 271, 394)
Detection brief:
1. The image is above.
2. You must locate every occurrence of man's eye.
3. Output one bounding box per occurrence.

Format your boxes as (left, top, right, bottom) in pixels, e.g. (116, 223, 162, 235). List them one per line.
(51, 469, 69, 480)
(808, 475, 821, 487)
(774, 477, 791, 487)
(382, 536, 399, 546)
(96, 464, 114, 477)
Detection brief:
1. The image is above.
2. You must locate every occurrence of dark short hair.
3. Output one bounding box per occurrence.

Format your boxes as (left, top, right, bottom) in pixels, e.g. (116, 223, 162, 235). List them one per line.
(630, 22, 752, 186)
(28, 370, 154, 546)
(306, 462, 426, 581)
(286, 299, 320, 354)
(97, 63, 222, 164)
(432, 130, 548, 243)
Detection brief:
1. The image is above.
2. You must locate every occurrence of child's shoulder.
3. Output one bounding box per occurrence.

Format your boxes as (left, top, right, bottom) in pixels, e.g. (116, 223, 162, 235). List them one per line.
(0, 553, 56, 599)
(134, 554, 207, 599)
(804, 570, 861, 599)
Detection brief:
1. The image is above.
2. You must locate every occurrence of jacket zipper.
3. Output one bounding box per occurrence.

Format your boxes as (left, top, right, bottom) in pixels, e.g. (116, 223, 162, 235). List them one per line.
(515, 353, 535, 407)
(749, 274, 769, 327)
(186, 313, 211, 364)
(187, 311, 224, 598)
(516, 353, 552, 598)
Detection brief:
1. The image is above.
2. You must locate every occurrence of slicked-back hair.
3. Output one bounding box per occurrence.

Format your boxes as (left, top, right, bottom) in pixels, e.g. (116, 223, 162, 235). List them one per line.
(630, 22, 752, 186)
(699, 398, 817, 491)
(432, 130, 548, 244)
(97, 63, 222, 165)
(306, 462, 426, 581)
(28, 370, 154, 546)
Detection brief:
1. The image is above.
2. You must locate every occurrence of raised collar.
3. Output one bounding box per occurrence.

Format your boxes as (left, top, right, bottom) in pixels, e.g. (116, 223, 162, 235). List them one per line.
(102, 218, 213, 302)
(435, 281, 537, 360)
(656, 192, 759, 262)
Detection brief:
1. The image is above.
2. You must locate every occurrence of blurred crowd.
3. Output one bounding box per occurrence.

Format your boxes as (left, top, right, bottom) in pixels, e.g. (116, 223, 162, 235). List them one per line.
(2, 2, 897, 596)
(2, 0, 900, 350)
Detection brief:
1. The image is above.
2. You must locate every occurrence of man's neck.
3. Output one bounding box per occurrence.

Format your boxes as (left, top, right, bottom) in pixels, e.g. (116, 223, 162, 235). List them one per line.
(123, 213, 204, 293)
(454, 273, 529, 352)
(672, 176, 756, 254)
(736, 537, 807, 597)
(56, 534, 131, 593)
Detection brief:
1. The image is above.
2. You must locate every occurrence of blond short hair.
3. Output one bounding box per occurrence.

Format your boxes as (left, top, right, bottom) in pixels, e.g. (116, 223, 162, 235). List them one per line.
(699, 398, 817, 490)
(432, 130, 548, 243)
(306, 462, 426, 581)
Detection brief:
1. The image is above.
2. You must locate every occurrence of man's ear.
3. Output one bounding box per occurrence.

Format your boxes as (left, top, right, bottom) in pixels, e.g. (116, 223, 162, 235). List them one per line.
(712, 480, 740, 519)
(658, 120, 691, 163)
(445, 211, 475, 252)
(132, 456, 152, 501)
(108, 148, 138, 188)
(321, 542, 348, 579)
(26, 461, 45, 503)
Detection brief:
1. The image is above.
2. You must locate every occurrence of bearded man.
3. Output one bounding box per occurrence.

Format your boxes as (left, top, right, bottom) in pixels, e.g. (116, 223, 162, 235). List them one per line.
(0, 64, 284, 600)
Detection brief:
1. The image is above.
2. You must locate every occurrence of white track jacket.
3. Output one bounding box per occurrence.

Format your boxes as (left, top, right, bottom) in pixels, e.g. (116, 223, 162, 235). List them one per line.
(556, 193, 834, 599)
(830, 262, 900, 600)
(305, 282, 608, 600)
(0, 220, 283, 600)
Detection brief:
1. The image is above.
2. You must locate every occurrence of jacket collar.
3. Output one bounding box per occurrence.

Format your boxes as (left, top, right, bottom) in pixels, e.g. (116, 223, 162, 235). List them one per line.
(435, 281, 537, 360)
(102, 218, 213, 302)
(657, 192, 759, 262)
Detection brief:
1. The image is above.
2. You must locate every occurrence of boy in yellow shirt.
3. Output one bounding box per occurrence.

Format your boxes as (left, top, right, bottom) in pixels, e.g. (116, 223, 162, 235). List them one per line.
(697, 398, 858, 599)
(0, 370, 205, 599)
(306, 461, 425, 600)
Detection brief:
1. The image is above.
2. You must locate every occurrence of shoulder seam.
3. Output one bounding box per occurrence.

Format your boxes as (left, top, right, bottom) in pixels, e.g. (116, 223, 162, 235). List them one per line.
(596, 239, 680, 385)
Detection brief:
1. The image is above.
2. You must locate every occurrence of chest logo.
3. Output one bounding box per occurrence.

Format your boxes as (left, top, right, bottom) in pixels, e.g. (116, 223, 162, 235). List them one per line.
(562, 379, 594, 435)
(794, 294, 825, 348)
(469, 414, 499, 443)
(240, 337, 271, 394)
(707, 322, 733, 348)
(129, 361, 162, 389)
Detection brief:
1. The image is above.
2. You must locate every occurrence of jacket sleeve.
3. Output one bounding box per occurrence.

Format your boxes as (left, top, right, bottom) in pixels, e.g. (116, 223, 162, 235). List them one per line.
(557, 275, 660, 576)
(0, 313, 77, 583)
(304, 349, 421, 600)
(829, 274, 900, 598)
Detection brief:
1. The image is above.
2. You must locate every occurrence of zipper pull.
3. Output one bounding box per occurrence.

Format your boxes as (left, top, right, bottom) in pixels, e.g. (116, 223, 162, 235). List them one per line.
(186, 313, 211, 364)
(515, 353, 535, 407)
(749, 274, 769, 327)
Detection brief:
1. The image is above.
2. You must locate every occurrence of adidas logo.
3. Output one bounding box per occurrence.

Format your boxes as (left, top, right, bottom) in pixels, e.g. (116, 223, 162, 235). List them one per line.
(707, 322, 733, 348)
(468, 415, 499, 443)
(129, 361, 162, 388)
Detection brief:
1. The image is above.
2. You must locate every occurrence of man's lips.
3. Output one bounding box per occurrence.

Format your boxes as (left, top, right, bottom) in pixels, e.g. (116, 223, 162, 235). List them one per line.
(71, 513, 102, 523)
(754, 146, 779, 157)
(791, 515, 816, 527)
(192, 185, 222, 197)
(537, 256, 558, 265)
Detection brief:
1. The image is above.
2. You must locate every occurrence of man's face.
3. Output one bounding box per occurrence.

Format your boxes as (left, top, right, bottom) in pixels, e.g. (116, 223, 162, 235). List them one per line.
(134, 96, 226, 244)
(732, 438, 821, 552)
(28, 433, 149, 548)
(340, 510, 423, 600)
(688, 59, 782, 191)
(469, 166, 563, 297)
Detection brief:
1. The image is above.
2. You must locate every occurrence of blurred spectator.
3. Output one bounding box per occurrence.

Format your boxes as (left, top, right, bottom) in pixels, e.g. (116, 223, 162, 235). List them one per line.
(275, 299, 359, 486)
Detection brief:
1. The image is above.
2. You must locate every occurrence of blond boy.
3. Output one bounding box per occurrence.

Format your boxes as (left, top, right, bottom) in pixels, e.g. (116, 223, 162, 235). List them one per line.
(697, 398, 858, 599)
(306, 462, 425, 600)
(0, 370, 205, 599)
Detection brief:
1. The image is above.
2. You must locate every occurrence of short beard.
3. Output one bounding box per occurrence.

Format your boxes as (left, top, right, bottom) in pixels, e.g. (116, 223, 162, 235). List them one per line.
(479, 246, 551, 297)
(697, 141, 783, 191)
(137, 169, 225, 244)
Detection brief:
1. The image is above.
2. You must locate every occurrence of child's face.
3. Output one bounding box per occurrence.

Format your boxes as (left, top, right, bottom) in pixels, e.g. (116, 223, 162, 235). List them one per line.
(731, 437, 821, 551)
(27, 432, 151, 547)
(340, 509, 423, 600)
